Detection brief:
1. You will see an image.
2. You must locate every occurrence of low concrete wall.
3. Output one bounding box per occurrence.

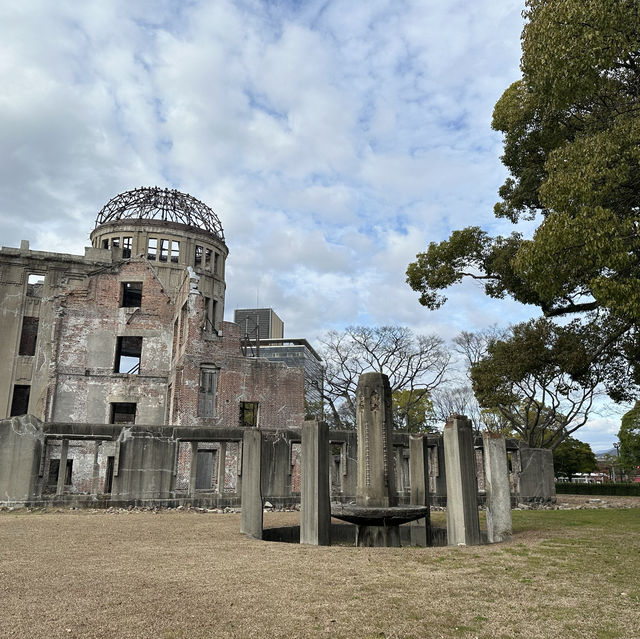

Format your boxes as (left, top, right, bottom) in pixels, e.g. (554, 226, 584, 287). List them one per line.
(1, 417, 557, 509)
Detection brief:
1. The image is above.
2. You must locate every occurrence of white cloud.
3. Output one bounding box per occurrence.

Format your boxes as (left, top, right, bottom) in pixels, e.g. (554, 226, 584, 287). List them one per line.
(1, 1, 619, 445)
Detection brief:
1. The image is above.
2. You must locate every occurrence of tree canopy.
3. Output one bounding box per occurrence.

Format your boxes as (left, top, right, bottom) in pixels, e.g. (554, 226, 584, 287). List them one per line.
(552, 437, 598, 481)
(407, 0, 640, 407)
(618, 402, 640, 472)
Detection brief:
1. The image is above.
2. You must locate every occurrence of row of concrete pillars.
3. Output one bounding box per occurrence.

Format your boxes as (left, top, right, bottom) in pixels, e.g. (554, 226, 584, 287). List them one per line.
(240, 415, 513, 547)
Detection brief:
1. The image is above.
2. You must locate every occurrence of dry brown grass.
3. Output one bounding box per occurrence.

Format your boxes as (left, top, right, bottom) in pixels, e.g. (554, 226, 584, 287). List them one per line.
(1, 506, 638, 639)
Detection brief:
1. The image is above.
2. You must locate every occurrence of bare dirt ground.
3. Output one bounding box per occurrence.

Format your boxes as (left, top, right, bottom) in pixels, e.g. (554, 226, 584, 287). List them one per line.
(1, 502, 638, 639)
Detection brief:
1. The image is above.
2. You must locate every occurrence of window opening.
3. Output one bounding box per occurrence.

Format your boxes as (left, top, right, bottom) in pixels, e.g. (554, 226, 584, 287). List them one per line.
(121, 282, 142, 308)
(194, 245, 203, 267)
(205, 248, 212, 269)
(214, 252, 219, 274)
(48, 459, 73, 486)
(198, 368, 219, 417)
(111, 238, 120, 248)
(104, 456, 115, 493)
(203, 297, 217, 332)
(110, 402, 137, 424)
(159, 239, 169, 262)
(239, 401, 258, 428)
(102, 239, 109, 249)
(10, 385, 30, 416)
(122, 237, 132, 258)
(171, 241, 180, 263)
(180, 303, 188, 347)
(147, 237, 157, 260)
(19, 317, 39, 356)
(114, 336, 142, 374)
(27, 273, 44, 298)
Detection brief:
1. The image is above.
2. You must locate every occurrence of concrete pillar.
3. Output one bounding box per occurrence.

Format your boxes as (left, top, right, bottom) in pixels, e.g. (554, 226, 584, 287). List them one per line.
(189, 441, 198, 499)
(300, 421, 331, 545)
(240, 430, 263, 539)
(56, 439, 70, 496)
(356, 372, 397, 508)
(91, 441, 100, 496)
(443, 415, 480, 546)
(483, 433, 512, 543)
(355, 372, 399, 546)
(409, 434, 431, 546)
(216, 442, 227, 494)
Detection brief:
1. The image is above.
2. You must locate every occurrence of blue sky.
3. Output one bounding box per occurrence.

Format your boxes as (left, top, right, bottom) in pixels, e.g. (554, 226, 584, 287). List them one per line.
(0, 0, 626, 450)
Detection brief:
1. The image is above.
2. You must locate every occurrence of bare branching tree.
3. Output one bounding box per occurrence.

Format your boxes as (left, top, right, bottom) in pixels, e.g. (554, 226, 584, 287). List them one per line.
(316, 325, 450, 429)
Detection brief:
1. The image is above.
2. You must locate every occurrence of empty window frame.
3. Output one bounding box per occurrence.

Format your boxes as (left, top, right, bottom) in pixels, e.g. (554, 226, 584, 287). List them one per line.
(198, 368, 219, 417)
(102, 239, 110, 249)
(10, 385, 30, 416)
(214, 252, 220, 275)
(239, 401, 258, 428)
(18, 316, 39, 356)
(110, 402, 137, 424)
(114, 336, 142, 374)
(171, 241, 180, 263)
(203, 297, 217, 333)
(111, 237, 120, 249)
(205, 248, 212, 269)
(48, 458, 73, 486)
(147, 238, 158, 260)
(121, 282, 143, 308)
(26, 273, 44, 298)
(122, 236, 133, 258)
(159, 239, 169, 262)
(194, 245, 203, 267)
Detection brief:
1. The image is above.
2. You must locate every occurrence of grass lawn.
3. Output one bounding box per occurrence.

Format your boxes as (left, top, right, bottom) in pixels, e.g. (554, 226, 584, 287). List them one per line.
(0, 506, 638, 639)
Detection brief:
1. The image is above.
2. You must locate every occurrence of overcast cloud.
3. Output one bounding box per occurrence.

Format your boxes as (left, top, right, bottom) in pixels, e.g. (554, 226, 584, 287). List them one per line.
(0, 1, 625, 450)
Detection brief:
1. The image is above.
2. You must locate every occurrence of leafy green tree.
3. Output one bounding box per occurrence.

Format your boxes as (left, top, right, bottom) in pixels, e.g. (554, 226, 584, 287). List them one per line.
(470, 319, 608, 449)
(618, 402, 640, 473)
(552, 437, 598, 481)
(392, 388, 435, 432)
(407, 0, 640, 402)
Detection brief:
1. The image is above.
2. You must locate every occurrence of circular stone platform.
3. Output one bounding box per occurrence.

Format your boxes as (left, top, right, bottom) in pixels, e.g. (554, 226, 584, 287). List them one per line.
(330, 504, 429, 527)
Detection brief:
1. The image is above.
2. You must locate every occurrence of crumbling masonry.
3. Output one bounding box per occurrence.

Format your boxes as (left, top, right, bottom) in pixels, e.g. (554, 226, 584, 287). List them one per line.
(0, 188, 555, 509)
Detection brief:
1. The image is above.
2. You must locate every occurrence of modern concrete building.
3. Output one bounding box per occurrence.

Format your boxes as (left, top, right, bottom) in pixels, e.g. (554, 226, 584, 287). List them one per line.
(234, 308, 284, 340)
(233, 308, 324, 416)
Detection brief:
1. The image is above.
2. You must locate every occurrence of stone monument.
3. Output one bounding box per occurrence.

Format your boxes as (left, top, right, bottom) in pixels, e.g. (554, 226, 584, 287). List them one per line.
(331, 372, 428, 546)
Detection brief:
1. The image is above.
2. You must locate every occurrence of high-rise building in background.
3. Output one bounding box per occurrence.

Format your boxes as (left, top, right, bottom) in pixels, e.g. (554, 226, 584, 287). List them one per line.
(234, 308, 324, 416)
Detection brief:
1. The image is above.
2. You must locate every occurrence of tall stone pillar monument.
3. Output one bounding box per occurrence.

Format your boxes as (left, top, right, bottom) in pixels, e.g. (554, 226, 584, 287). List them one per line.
(356, 372, 397, 508)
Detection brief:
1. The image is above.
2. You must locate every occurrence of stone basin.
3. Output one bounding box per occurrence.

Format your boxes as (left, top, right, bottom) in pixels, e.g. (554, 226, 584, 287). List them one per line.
(330, 503, 429, 527)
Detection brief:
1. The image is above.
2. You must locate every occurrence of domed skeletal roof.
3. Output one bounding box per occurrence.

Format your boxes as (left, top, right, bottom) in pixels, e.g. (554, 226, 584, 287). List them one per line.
(95, 187, 224, 241)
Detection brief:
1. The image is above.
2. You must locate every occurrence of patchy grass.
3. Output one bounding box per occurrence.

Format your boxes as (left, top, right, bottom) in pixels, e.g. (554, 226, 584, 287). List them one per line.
(0, 507, 638, 639)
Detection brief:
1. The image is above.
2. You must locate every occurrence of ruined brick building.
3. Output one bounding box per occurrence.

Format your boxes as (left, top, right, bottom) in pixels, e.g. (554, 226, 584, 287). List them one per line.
(0, 188, 308, 504)
(0, 187, 555, 508)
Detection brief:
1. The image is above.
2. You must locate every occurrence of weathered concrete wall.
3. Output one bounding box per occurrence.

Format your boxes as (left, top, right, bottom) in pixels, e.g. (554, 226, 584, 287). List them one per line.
(0, 415, 43, 503)
(0, 417, 557, 510)
(517, 447, 556, 503)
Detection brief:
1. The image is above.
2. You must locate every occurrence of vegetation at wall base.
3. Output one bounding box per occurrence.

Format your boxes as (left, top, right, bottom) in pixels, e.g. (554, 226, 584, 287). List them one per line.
(555, 482, 640, 496)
